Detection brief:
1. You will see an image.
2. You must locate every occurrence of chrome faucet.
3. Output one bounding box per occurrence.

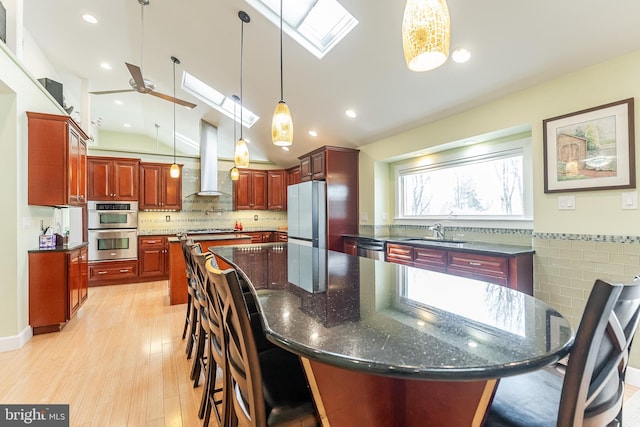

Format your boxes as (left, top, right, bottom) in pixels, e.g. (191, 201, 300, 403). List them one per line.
(428, 223, 445, 240)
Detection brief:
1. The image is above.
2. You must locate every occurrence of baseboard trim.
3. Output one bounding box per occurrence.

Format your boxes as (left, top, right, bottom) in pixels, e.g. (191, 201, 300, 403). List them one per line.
(0, 326, 32, 353)
(628, 367, 640, 388)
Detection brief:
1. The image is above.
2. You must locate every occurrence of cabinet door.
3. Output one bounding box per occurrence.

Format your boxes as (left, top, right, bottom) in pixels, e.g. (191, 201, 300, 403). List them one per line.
(113, 159, 139, 200)
(162, 165, 183, 210)
(310, 151, 326, 180)
(234, 170, 252, 210)
(447, 251, 508, 286)
(343, 238, 358, 256)
(68, 250, 81, 318)
(252, 171, 268, 210)
(78, 137, 87, 205)
(139, 236, 168, 277)
(68, 126, 81, 205)
(88, 158, 113, 200)
(79, 246, 88, 303)
(267, 170, 286, 210)
(287, 166, 301, 185)
(300, 156, 312, 182)
(139, 163, 162, 209)
(413, 247, 447, 272)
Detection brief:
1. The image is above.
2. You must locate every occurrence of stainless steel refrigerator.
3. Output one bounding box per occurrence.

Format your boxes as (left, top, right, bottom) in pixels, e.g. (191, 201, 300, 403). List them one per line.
(287, 181, 326, 248)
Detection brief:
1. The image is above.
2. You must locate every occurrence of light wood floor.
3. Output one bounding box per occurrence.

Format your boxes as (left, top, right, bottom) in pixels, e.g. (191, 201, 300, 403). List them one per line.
(0, 281, 202, 427)
(1, 280, 638, 427)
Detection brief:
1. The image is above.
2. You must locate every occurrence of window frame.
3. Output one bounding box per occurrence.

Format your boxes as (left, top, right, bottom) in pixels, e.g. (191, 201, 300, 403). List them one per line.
(394, 136, 533, 227)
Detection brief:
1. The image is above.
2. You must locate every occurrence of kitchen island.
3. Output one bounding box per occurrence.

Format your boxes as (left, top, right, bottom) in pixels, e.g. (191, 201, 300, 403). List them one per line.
(210, 243, 573, 427)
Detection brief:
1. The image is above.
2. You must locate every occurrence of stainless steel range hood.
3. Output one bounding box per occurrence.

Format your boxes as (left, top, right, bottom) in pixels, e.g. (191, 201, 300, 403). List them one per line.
(197, 121, 225, 196)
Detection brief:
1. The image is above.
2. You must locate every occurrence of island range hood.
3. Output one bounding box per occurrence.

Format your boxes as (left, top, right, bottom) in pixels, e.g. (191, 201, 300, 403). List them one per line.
(197, 120, 226, 196)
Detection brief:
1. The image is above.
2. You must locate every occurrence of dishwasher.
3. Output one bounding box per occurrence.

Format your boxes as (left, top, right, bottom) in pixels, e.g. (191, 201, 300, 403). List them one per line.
(356, 238, 386, 260)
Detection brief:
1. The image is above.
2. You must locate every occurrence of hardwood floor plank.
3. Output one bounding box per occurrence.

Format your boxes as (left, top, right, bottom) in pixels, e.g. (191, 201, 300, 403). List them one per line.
(0, 281, 202, 427)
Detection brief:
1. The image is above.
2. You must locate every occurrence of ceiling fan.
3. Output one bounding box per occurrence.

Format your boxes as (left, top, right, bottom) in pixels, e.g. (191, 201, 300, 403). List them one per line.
(89, 0, 197, 110)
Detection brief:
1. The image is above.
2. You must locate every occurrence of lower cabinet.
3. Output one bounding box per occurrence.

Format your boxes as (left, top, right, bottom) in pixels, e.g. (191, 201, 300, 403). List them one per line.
(29, 245, 89, 334)
(385, 242, 533, 295)
(343, 237, 358, 256)
(88, 260, 138, 286)
(138, 236, 169, 279)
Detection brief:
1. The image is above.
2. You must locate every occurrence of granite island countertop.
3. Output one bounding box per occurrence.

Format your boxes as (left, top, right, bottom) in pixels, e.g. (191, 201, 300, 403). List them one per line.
(210, 242, 571, 380)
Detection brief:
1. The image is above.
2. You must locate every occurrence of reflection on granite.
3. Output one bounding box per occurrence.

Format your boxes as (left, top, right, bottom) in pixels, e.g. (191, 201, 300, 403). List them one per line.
(210, 243, 572, 381)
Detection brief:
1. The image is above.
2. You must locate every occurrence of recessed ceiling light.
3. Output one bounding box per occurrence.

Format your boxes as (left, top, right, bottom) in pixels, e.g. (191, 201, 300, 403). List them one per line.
(308, 130, 318, 137)
(282, 146, 290, 151)
(345, 109, 357, 118)
(114, 100, 123, 105)
(452, 48, 471, 63)
(82, 14, 98, 24)
(123, 123, 131, 128)
(100, 62, 112, 70)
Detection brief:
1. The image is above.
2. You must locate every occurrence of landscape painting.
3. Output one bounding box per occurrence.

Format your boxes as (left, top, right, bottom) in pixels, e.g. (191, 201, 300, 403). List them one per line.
(543, 98, 635, 193)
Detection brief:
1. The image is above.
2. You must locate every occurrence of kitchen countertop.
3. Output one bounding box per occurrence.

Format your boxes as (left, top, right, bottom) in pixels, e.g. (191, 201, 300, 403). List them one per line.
(28, 241, 89, 253)
(210, 242, 571, 380)
(139, 228, 285, 237)
(344, 233, 534, 256)
(166, 233, 252, 243)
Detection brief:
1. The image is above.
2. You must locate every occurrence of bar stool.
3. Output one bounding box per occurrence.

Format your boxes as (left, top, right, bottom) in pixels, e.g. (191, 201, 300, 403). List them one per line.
(179, 235, 194, 339)
(190, 250, 213, 388)
(208, 265, 319, 427)
(185, 242, 203, 359)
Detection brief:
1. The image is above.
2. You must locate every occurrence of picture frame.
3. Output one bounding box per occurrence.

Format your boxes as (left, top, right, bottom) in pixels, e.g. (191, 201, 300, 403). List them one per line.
(543, 98, 635, 193)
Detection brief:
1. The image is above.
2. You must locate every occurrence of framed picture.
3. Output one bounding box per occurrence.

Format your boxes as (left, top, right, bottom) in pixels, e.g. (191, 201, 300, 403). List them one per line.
(543, 98, 635, 193)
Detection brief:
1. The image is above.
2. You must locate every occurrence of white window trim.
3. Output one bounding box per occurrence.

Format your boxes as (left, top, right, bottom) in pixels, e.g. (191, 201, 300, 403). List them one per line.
(393, 136, 533, 228)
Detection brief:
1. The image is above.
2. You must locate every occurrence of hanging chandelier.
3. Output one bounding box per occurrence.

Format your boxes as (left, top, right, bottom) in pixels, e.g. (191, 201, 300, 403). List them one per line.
(402, 0, 451, 72)
(235, 11, 250, 168)
(169, 56, 180, 178)
(271, 0, 293, 147)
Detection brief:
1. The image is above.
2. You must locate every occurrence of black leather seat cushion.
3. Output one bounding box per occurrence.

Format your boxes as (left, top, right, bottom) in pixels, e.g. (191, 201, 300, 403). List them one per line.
(485, 367, 563, 427)
(259, 346, 315, 425)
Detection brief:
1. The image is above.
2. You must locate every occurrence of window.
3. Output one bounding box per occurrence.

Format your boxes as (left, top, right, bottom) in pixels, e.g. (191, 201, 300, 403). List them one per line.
(395, 136, 532, 222)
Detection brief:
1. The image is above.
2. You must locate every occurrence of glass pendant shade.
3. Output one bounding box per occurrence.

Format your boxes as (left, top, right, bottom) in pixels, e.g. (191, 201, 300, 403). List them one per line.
(402, 0, 450, 72)
(234, 138, 250, 168)
(272, 100, 294, 147)
(230, 166, 240, 181)
(169, 163, 180, 178)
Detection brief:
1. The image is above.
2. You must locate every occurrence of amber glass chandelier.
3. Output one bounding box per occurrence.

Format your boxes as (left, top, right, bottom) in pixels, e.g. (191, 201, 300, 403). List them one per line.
(402, 0, 450, 72)
(230, 95, 240, 180)
(235, 11, 250, 168)
(169, 56, 181, 178)
(271, 0, 293, 147)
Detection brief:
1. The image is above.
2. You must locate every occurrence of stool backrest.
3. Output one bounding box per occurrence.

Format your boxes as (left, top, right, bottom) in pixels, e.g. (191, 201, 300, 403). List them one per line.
(559, 279, 640, 427)
(209, 266, 267, 427)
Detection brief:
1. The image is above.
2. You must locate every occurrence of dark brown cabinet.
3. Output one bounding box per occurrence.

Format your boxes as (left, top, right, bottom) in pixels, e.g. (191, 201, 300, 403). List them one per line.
(138, 236, 169, 279)
(234, 169, 267, 210)
(88, 156, 139, 201)
(287, 165, 301, 185)
(29, 245, 89, 334)
(343, 237, 358, 256)
(245, 231, 276, 243)
(300, 150, 326, 182)
(27, 112, 88, 206)
(139, 162, 182, 210)
(385, 242, 533, 295)
(267, 170, 287, 210)
(88, 260, 138, 285)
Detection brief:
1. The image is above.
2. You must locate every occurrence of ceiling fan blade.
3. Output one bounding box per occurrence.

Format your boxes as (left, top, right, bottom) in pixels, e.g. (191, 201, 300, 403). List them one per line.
(149, 90, 197, 109)
(125, 62, 146, 90)
(89, 89, 136, 95)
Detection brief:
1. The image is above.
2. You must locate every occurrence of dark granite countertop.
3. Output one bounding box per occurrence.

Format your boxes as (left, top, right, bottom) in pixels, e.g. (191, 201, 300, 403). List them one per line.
(28, 241, 89, 253)
(343, 233, 534, 256)
(210, 243, 572, 381)
(140, 228, 285, 237)
(167, 233, 252, 243)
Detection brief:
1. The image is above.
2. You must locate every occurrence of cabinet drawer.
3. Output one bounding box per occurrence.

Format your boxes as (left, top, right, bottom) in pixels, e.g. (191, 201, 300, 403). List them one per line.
(89, 260, 138, 280)
(447, 251, 508, 278)
(139, 236, 167, 247)
(413, 247, 447, 271)
(386, 243, 413, 265)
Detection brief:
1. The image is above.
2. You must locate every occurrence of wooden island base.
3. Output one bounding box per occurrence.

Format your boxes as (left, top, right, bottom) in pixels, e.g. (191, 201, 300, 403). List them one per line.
(301, 358, 496, 427)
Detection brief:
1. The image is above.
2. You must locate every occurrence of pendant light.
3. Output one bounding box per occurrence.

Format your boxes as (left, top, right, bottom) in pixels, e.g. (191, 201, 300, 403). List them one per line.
(234, 11, 250, 168)
(271, 0, 293, 147)
(169, 56, 180, 178)
(230, 95, 240, 181)
(402, 0, 451, 72)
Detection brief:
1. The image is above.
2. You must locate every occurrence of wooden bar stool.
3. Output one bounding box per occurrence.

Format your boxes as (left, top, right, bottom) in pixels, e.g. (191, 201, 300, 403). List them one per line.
(185, 242, 203, 359)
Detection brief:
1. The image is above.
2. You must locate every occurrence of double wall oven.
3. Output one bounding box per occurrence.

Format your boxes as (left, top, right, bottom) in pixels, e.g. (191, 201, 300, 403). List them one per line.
(88, 201, 138, 262)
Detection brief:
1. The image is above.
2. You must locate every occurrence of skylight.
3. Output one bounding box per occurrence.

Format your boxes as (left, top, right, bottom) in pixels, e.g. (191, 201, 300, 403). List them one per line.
(181, 71, 260, 128)
(244, 0, 358, 59)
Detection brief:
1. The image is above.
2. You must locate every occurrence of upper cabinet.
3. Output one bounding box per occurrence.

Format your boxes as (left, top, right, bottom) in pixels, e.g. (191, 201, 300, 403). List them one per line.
(139, 162, 183, 210)
(286, 165, 301, 186)
(88, 156, 139, 201)
(27, 112, 89, 207)
(234, 169, 268, 210)
(299, 150, 326, 182)
(267, 170, 287, 210)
